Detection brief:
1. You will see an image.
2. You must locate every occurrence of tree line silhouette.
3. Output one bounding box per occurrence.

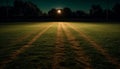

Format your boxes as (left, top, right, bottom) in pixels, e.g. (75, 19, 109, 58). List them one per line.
(0, 0, 120, 22)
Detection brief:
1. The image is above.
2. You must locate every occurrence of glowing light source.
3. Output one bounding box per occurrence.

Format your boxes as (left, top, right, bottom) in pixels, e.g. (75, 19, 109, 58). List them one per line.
(57, 9, 62, 14)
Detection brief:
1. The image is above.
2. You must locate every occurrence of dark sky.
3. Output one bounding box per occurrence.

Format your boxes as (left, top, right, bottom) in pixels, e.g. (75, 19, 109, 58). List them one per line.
(0, 0, 120, 13)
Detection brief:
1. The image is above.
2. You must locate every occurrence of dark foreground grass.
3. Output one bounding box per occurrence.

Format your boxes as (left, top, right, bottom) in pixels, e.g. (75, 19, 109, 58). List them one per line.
(67, 25, 116, 69)
(4, 23, 58, 69)
(69, 22, 120, 59)
(0, 22, 52, 61)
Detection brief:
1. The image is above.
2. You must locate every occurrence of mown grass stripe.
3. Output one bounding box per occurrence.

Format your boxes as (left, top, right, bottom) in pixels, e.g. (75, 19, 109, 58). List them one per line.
(0, 23, 50, 52)
(52, 23, 66, 69)
(0, 23, 53, 69)
(62, 23, 93, 69)
(66, 23, 120, 69)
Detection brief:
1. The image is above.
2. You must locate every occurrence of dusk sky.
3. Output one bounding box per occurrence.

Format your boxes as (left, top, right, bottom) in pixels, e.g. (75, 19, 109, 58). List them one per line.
(0, 0, 120, 13)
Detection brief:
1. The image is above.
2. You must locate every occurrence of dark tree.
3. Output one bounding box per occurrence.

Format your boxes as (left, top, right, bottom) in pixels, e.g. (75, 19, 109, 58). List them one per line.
(112, 3, 120, 18)
(103, 9, 113, 20)
(13, 0, 25, 16)
(0, 6, 14, 17)
(63, 7, 73, 18)
(23, 2, 42, 16)
(75, 10, 88, 18)
(90, 5, 104, 19)
(48, 8, 57, 17)
(13, 0, 42, 17)
(0, 6, 8, 17)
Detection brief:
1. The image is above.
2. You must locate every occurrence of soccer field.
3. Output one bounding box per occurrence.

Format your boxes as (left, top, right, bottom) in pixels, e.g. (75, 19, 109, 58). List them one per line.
(0, 22, 120, 69)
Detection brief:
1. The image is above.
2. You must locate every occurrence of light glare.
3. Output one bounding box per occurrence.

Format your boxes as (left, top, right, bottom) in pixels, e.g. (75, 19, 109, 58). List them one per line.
(57, 9, 61, 14)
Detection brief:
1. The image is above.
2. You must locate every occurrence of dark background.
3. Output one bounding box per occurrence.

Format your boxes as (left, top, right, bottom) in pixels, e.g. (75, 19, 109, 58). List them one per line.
(0, 0, 120, 22)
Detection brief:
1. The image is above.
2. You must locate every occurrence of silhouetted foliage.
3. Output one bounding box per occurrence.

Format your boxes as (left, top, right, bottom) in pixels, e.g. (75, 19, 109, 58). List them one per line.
(13, 0, 25, 16)
(0, 1, 120, 22)
(103, 9, 113, 19)
(112, 3, 120, 18)
(48, 8, 58, 18)
(0, 6, 15, 18)
(48, 8, 73, 18)
(63, 8, 73, 18)
(13, 0, 42, 17)
(75, 10, 88, 18)
(0, 6, 8, 17)
(90, 5, 104, 19)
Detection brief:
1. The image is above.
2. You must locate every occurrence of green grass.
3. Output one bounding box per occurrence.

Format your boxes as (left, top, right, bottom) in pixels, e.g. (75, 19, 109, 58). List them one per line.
(0, 22, 120, 69)
(66, 25, 116, 69)
(0, 22, 52, 61)
(69, 22, 120, 59)
(4, 23, 58, 69)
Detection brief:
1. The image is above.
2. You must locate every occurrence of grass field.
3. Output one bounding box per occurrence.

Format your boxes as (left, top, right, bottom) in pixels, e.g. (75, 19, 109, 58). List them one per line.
(0, 22, 120, 69)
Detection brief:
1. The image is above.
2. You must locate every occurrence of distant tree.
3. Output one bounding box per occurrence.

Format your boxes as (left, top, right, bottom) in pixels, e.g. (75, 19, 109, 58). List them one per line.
(0, 6, 7, 17)
(63, 7, 73, 18)
(13, 0, 25, 16)
(23, 1, 42, 16)
(112, 3, 120, 18)
(48, 8, 73, 18)
(75, 10, 87, 18)
(90, 5, 104, 19)
(0, 6, 13, 17)
(13, 0, 42, 17)
(48, 8, 57, 17)
(103, 9, 113, 20)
